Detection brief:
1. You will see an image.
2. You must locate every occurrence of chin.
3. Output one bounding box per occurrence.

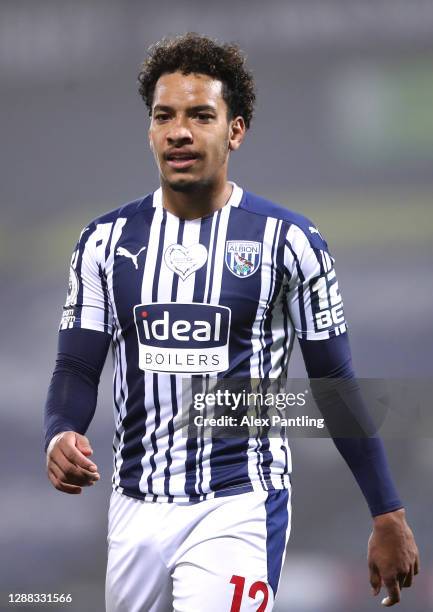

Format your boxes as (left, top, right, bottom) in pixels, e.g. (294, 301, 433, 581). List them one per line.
(165, 175, 207, 193)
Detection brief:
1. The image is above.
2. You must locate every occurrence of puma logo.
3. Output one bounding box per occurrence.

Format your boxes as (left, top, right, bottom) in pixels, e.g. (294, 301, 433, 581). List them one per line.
(309, 226, 323, 239)
(116, 246, 147, 269)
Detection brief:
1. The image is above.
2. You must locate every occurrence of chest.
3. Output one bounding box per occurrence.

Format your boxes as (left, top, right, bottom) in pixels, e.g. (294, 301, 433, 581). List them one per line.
(107, 208, 285, 335)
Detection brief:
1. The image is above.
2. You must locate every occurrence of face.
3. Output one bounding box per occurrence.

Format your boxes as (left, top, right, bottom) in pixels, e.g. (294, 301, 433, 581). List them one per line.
(148, 71, 245, 192)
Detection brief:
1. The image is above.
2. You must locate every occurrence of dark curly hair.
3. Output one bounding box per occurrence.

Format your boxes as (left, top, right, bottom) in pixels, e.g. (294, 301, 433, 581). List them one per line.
(138, 33, 255, 129)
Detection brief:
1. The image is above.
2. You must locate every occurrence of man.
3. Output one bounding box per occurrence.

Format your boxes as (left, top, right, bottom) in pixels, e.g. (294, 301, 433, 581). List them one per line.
(45, 33, 419, 611)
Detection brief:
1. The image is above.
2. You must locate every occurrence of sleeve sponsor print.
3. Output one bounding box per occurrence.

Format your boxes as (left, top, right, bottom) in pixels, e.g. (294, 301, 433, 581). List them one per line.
(309, 268, 346, 333)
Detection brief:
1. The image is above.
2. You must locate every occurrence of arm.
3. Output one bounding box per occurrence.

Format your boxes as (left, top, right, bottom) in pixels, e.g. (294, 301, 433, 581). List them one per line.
(45, 220, 114, 494)
(44, 328, 111, 494)
(299, 334, 403, 517)
(284, 220, 419, 606)
(299, 334, 419, 607)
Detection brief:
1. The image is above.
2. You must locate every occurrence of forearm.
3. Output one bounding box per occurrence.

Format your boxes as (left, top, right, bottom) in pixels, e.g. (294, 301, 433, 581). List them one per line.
(44, 328, 110, 451)
(44, 367, 98, 451)
(332, 436, 403, 516)
(299, 334, 403, 517)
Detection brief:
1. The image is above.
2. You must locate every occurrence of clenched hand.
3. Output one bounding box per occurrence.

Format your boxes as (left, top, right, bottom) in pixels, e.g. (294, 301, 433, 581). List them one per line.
(46, 431, 100, 494)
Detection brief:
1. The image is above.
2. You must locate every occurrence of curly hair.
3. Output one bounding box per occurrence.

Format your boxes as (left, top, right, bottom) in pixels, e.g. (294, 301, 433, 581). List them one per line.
(138, 33, 256, 129)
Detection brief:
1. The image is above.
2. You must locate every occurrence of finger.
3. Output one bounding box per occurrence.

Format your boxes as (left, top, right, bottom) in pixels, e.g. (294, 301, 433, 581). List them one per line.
(49, 460, 96, 489)
(48, 468, 82, 494)
(58, 442, 99, 473)
(48, 465, 85, 494)
(382, 580, 400, 606)
(60, 442, 98, 472)
(48, 460, 64, 482)
(76, 435, 93, 457)
(414, 554, 420, 575)
(56, 481, 83, 494)
(50, 452, 99, 486)
(49, 456, 84, 486)
(51, 449, 98, 480)
(397, 573, 407, 589)
(369, 564, 382, 596)
(401, 568, 413, 589)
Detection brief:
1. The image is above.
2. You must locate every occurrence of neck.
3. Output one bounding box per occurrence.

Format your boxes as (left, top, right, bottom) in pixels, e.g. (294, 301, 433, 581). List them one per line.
(159, 176, 233, 220)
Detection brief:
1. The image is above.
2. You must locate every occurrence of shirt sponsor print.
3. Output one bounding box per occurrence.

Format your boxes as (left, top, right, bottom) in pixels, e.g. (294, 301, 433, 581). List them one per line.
(134, 302, 231, 374)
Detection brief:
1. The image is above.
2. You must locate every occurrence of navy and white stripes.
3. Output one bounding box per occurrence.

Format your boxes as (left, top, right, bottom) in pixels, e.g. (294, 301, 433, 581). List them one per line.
(59, 183, 347, 502)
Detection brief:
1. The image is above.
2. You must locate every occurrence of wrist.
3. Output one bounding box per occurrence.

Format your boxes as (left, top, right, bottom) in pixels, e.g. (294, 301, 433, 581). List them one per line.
(46, 431, 70, 455)
(373, 507, 406, 528)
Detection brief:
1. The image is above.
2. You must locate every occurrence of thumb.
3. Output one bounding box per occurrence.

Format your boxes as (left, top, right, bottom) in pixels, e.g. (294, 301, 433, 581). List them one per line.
(369, 565, 382, 596)
(75, 434, 93, 456)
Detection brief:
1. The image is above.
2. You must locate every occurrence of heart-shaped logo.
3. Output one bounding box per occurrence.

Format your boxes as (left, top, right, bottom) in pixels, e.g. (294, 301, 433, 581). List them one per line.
(164, 243, 208, 281)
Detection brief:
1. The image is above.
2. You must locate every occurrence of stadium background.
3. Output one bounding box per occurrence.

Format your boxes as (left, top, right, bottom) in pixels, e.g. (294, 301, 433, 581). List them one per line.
(1, 1, 432, 610)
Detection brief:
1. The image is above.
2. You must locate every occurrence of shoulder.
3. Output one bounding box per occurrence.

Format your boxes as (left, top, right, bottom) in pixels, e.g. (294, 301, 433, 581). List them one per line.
(73, 193, 154, 253)
(240, 190, 329, 251)
(88, 193, 154, 228)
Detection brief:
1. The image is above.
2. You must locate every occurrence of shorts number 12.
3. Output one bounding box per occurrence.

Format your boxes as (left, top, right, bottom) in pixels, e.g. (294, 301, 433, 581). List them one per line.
(230, 575, 269, 611)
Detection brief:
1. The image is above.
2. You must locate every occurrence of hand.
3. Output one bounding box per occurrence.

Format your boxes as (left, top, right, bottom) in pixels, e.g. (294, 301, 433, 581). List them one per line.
(368, 508, 420, 606)
(46, 431, 100, 494)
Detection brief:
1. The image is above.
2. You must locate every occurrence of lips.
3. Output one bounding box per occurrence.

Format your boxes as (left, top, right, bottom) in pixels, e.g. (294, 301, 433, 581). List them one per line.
(165, 150, 200, 170)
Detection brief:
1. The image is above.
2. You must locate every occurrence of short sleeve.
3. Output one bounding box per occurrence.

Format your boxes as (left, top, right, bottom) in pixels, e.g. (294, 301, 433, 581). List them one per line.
(284, 222, 347, 340)
(59, 222, 113, 335)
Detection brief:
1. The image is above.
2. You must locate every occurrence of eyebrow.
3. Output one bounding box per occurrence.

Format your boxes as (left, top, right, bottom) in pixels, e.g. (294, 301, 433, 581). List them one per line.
(153, 104, 217, 114)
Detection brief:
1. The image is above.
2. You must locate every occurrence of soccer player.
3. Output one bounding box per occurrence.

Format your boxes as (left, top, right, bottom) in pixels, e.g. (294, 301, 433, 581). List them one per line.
(44, 33, 419, 611)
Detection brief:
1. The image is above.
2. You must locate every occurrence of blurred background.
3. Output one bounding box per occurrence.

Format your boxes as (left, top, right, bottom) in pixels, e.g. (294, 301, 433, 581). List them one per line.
(1, 1, 432, 610)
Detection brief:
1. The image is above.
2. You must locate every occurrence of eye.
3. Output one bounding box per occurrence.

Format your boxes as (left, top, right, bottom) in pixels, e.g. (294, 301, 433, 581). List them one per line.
(196, 113, 214, 122)
(154, 113, 170, 122)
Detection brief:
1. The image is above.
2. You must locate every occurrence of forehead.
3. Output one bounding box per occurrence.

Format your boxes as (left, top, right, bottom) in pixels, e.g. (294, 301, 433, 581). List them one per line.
(152, 72, 225, 109)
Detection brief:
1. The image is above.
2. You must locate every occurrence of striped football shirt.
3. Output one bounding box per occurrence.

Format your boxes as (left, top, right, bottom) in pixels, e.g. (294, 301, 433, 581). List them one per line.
(60, 182, 346, 502)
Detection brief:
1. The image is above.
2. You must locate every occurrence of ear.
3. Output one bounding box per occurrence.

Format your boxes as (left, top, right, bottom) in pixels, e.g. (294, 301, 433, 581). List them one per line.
(228, 116, 246, 152)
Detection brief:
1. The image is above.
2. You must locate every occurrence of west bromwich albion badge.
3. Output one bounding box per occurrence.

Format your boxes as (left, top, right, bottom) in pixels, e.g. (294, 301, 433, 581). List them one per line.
(225, 241, 262, 278)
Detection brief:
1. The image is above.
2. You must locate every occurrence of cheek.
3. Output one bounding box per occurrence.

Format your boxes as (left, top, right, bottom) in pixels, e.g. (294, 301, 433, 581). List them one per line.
(149, 130, 162, 152)
(208, 130, 230, 159)
(218, 133, 230, 159)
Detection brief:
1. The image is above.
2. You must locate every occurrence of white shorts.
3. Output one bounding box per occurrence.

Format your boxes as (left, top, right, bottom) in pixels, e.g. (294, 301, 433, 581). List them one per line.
(105, 487, 291, 612)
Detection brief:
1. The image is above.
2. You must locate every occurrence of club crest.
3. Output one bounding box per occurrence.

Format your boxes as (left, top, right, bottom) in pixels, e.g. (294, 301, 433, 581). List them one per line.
(225, 241, 262, 278)
(164, 243, 208, 281)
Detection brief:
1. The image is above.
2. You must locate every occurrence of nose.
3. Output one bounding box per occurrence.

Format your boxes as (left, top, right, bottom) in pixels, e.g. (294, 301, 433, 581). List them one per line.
(166, 116, 193, 146)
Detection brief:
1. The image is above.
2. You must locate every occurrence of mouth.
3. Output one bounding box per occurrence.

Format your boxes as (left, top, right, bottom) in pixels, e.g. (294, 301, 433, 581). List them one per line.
(165, 151, 200, 170)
